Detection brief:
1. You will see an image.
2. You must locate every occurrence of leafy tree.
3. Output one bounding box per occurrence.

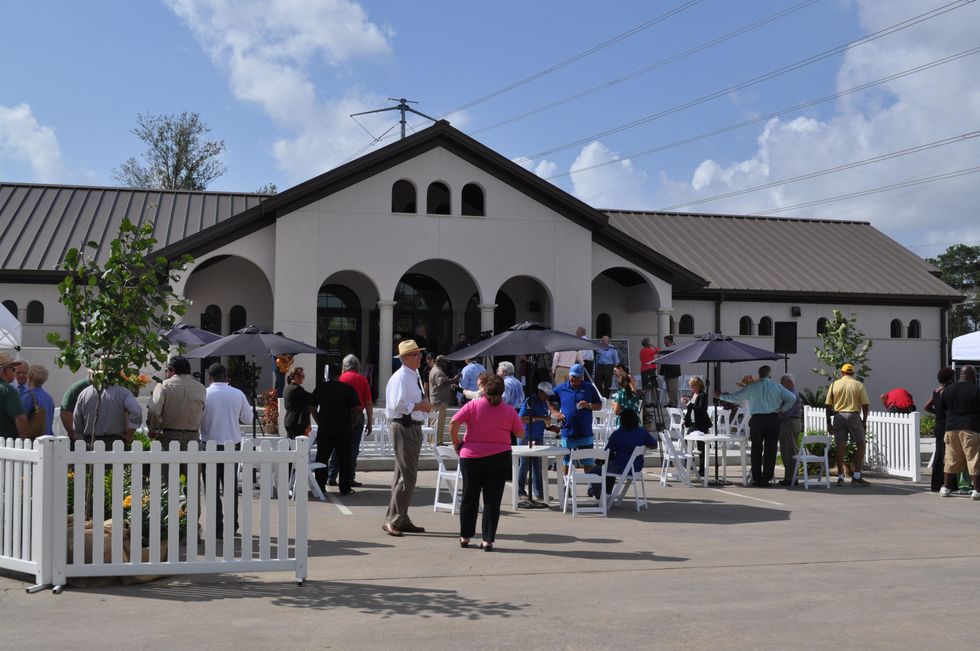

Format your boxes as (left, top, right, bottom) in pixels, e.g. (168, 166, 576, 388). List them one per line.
(812, 309, 873, 382)
(47, 218, 193, 393)
(113, 112, 226, 190)
(255, 183, 278, 195)
(927, 244, 980, 338)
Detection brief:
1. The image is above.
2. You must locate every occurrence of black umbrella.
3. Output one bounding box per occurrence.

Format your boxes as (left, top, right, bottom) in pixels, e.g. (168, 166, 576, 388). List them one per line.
(184, 326, 326, 436)
(160, 323, 223, 347)
(655, 333, 784, 484)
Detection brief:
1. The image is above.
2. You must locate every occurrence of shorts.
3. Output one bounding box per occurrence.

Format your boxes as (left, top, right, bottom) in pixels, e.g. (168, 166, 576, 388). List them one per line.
(832, 412, 866, 447)
(561, 435, 594, 467)
(943, 429, 980, 475)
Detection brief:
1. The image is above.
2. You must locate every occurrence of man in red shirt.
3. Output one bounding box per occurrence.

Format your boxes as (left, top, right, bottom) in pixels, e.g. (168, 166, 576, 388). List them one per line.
(328, 354, 374, 487)
(639, 337, 659, 394)
(880, 388, 916, 413)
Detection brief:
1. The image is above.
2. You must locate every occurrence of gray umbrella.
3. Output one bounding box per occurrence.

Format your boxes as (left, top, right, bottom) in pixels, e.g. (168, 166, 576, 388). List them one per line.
(442, 322, 598, 360)
(159, 323, 223, 347)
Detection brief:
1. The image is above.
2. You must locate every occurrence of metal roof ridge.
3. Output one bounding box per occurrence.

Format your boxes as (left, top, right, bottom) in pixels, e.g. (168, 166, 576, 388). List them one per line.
(602, 208, 872, 226)
(0, 180, 272, 197)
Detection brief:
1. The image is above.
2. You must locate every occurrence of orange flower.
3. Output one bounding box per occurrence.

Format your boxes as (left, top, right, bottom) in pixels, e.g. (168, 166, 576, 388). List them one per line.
(122, 494, 132, 509)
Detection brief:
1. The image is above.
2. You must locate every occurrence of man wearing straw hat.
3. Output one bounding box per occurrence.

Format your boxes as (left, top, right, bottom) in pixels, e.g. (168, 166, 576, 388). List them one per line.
(383, 339, 432, 537)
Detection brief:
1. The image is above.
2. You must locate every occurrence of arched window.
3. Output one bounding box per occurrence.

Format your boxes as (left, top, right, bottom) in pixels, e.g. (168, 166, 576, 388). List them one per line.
(426, 181, 451, 215)
(669, 315, 676, 335)
(493, 289, 516, 334)
(201, 304, 222, 335)
(678, 314, 694, 335)
(2, 300, 17, 317)
(391, 179, 417, 213)
(317, 284, 362, 381)
(596, 313, 612, 338)
(461, 183, 485, 216)
(758, 316, 773, 337)
(229, 305, 247, 332)
(816, 317, 828, 335)
(26, 301, 44, 324)
(890, 319, 903, 338)
(907, 319, 921, 339)
(739, 316, 753, 336)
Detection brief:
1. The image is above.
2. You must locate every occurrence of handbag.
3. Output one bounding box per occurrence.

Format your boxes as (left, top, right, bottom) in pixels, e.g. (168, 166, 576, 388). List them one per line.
(24, 390, 47, 439)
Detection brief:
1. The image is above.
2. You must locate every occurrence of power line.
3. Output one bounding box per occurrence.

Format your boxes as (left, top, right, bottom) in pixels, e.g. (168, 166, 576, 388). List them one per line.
(547, 47, 980, 180)
(471, 0, 820, 136)
(655, 130, 980, 212)
(441, 0, 704, 117)
(516, 0, 974, 163)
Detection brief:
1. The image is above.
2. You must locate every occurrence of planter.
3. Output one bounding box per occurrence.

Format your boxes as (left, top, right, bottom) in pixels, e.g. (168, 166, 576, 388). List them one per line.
(66, 515, 169, 585)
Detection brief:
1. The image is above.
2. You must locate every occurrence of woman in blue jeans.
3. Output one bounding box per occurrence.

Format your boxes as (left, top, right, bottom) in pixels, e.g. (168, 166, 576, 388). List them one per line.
(518, 382, 555, 499)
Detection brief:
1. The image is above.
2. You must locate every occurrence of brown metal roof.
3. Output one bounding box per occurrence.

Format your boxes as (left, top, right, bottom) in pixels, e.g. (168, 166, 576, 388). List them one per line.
(606, 210, 961, 301)
(0, 182, 267, 274)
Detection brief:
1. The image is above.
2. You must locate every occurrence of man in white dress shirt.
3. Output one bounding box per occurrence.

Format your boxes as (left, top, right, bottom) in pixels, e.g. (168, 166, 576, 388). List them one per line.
(200, 363, 252, 538)
(383, 339, 432, 537)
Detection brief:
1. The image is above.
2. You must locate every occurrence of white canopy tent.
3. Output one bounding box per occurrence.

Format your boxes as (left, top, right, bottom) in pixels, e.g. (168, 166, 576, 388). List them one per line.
(0, 303, 21, 350)
(951, 331, 980, 363)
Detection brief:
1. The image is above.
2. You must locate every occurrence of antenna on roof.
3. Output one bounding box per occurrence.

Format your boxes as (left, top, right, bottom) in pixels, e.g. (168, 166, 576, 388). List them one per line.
(350, 98, 440, 140)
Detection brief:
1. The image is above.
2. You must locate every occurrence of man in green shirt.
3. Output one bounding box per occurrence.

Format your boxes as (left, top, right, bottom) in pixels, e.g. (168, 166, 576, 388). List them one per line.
(0, 356, 27, 437)
(60, 376, 91, 441)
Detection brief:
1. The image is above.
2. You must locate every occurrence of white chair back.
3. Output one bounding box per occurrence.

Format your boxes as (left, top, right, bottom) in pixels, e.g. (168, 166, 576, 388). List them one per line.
(658, 429, 695, 487)
(432, 445, 463, 513)
(562, 448, 609, 517)
(609, 445, 649, 510)
(792, 434, 832, 489)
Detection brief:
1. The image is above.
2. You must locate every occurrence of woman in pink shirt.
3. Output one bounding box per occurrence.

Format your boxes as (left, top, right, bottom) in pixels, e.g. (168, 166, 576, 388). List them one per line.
(450, 373, 525, 551)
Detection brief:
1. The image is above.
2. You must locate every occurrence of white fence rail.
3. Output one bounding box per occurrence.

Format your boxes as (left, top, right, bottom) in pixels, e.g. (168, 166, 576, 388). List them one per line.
(803, 406, 921, 481)
(0, 436, 308, 592)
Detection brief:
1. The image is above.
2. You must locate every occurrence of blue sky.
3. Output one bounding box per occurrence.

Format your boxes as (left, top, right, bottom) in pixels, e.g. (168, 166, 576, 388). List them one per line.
(2, 0, 978, 258)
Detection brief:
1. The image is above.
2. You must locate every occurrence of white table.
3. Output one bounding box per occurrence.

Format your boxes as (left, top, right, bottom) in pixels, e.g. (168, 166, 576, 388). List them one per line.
(683, 432, 748, 488)
(510, 445, 569, 509)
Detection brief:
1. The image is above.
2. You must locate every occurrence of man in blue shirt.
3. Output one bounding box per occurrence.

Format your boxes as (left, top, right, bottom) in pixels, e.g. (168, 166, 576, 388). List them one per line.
(593, 336, 620, 397)
(718, 365, 796, 487)
(497, 361, 524, 410)
(457, 356, 485, 405)
(550, 364, 602, 468)
(518, 381, 555, 499)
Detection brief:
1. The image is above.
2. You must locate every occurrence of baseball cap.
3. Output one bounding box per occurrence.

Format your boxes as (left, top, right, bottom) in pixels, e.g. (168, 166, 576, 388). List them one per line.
(841, 363, 855, 374)
(537, 381, 555, 396)
(569, 363, 586, 377)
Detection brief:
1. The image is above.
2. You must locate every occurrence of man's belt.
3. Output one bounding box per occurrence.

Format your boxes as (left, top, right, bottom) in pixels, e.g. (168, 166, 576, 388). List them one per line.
(391, 415, 419, 427)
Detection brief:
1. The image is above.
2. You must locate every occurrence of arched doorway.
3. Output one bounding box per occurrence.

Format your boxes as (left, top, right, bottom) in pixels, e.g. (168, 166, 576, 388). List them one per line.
(316, 270, 380, 394)
(394, 273, 452, 355)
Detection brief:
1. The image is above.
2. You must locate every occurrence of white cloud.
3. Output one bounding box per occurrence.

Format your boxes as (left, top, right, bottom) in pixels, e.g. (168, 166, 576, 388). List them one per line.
(654, 0, 980, 256)
(0, 103, 68, 182)
(569, 141, 651, 210)
(511, 156, 558, 181)
(166, 0, 393, 181)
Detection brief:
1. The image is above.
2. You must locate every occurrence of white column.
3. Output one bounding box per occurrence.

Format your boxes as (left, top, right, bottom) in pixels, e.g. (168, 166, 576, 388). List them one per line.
(657, 309, 673, 346)
(478, 303, 497, 335)
(378, 300, 395, 397)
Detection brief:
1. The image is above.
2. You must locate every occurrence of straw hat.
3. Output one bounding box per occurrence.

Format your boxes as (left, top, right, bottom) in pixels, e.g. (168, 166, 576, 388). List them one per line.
(394, 339, 425, 358)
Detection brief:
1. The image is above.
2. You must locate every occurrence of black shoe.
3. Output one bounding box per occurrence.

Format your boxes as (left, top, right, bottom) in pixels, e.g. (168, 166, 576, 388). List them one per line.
(349, 480, 363, 488)
(753, 481, 771, 488)
(340, 488, 356, 496)
(327, 479, 338, 487)
(778, 479, 793, 486)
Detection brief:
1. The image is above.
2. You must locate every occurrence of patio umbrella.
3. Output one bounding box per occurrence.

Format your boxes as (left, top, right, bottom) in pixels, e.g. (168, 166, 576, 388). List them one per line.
(159, 323, 223, 347)
(443, 322, 599, 509)
(184, 326, 326, 436)
(0, 302, 21, 350)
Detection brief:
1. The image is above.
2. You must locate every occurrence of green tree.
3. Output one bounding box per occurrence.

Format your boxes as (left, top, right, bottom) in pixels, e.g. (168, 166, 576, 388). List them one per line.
(255, 183, 278, 195)
(927, 243, 980, 338)
(812, 309, 873, 381)
(113, 112, 226, 190)
(47, 218, 193, 392)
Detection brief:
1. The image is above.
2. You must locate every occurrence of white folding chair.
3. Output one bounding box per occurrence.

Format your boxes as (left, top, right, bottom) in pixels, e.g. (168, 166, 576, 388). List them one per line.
(290, 428, 326, 502)
(593, 410, 615, 444)
(432, 445, 463, 513)
(792, 434, 832, 489)
(562, 448, 609, 517)
(658, 429, 697, 487)
(608, 445, 649, 510)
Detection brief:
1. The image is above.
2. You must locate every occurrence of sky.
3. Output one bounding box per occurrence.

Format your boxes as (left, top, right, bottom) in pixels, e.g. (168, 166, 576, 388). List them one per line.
(2, 0, 978, 259)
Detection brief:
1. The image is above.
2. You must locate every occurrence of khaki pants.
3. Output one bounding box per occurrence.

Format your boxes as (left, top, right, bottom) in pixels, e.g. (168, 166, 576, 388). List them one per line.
(430, 403, 448, 446)
(554, 366, 570, 385)
(779, 417, 801, 478)
(386, 421, 423, 529)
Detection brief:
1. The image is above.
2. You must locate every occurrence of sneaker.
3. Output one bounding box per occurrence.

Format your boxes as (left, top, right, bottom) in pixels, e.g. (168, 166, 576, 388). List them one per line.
(837, 476, 845, 486)
(972, 490, 980, 501)
(939, 486, 952, 497)
(852, 476, 871, 486)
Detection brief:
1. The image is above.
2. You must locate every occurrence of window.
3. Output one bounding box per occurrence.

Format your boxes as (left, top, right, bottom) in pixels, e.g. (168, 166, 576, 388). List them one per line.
(739, 316, 753, 336)
(461, 183, 485, 216)
(758, 316, 773, 336)
(229, 305, 247, 333)
(201, 304, 222, 335)
(391, 180, 417, 213)
(678, 314, 694, 335)
(25, 301, 44, 323)
(890, 319, 903, 338)
(426, 181, 451, 215)
(596, 313, 611, 338)
(907, 319, 921, 339)
(816, 317, 828, 335)
(669, 315, 676, 335)
(2, 300, 17, 317)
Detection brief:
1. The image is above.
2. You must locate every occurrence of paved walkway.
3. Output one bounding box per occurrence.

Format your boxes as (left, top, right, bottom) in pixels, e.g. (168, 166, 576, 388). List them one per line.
(2, 466, 977, 649)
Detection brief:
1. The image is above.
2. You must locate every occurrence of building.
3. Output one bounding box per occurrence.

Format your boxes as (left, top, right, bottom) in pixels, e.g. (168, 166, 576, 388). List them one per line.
(0, 121, 961, 405)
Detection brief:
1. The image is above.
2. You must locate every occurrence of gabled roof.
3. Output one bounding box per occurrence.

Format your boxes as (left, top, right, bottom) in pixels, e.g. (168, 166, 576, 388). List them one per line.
(0, 182, 266, 280)
(606, 209, 961, 303)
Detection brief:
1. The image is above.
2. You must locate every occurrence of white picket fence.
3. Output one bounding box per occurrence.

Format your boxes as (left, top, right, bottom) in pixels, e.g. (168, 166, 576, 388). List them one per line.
(803, 406, 921, 481)
(0, 436, 308, 592)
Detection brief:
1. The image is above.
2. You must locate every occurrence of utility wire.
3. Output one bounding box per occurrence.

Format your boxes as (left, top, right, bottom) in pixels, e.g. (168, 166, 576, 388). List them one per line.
(655, 130, 980, 212)
(471, 0, 820, 136)
(547, 46, 980, 180)
(516, 0, 974, 163)
(441, 0, 704, 117)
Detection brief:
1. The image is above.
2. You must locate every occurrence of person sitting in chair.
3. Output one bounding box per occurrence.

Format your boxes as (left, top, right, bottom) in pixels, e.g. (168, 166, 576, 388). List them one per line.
(587, 408, 657, 497)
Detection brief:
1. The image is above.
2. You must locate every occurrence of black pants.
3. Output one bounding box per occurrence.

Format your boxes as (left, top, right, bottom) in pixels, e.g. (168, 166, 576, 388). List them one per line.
(459, 450, 511, 543)
(314, 420, 353, 491)
(749, 413, 780, 484)
(931, 428, 947, 491)
(202, 443, 239, 537)
(595, 364, 614, 396)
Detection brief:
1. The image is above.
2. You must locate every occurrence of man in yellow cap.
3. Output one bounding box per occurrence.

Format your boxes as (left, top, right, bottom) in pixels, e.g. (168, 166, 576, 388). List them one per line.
(825, 363, 871, 486)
